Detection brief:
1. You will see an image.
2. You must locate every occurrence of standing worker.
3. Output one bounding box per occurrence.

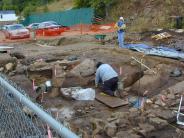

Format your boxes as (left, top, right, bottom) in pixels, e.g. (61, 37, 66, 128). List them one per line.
(95, 62, 119, 96)
(114, 17, 126, 48)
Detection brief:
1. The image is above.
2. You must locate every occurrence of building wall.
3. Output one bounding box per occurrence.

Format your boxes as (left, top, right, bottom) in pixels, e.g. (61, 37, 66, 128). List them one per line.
(0, 14, 18, 22)
(0, 21, 17, 26)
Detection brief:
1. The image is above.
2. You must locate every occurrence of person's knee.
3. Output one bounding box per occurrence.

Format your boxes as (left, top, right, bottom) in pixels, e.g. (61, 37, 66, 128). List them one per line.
(105, 90, 114, 96)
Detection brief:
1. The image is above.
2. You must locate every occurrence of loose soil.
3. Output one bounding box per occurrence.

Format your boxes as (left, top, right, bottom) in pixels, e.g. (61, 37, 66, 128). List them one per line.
(1, 29, 184, 138)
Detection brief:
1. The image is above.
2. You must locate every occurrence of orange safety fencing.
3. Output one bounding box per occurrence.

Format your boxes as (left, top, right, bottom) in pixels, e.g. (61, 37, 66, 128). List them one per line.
(35, 27, 70, 36)
(91, 23, 116, 33)
(70, 23, 116, 35)
(0, 23, 117, 43)
(35, 23, 116, 37)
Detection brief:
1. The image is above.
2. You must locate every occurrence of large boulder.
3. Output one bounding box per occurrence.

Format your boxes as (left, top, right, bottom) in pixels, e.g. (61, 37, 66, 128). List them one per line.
(137, 123, 155, 137)
(0, 54, 17, 67)
(62, 73, 89, 87)
(150, 109, 175, 121)
(15, 64, 27, 74)
(0, 67, 4, 72)
(117, 65, 144, 88)
(28, 61, 52, 72)
(104, 123, 117, 137)
(149, 117, 168, 129)
(152, 80, 184, 108)
(123, 71, 144, 88)
(10, 51, 25, 59)
(48, 87, 60, 98)
(155, 64, 174, 74)
(70, 59, 95, 77)
(5, 63, 15, 72)
(164, 80, 184, 95)
(116, 131, 141, 138)
(27, 61, 53, 80)
(57, 59, 80, 70)
(90, 118, 107, 136)
(130, 70, 168, 96)
(10, 75, 35, 98)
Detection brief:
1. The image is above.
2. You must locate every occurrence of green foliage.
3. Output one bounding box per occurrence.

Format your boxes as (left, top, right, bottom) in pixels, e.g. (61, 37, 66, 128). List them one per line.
(74, 0, 111, 17)
(22, 4, 36, 17)
(2, 0, 16, 11)
(0, 0, 54, 17)
(74, 0, 91, 7)
(43, 5, 49, 12)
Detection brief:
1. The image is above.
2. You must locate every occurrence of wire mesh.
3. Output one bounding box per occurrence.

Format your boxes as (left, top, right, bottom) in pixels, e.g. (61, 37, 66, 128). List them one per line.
(0, 73, 63, 138)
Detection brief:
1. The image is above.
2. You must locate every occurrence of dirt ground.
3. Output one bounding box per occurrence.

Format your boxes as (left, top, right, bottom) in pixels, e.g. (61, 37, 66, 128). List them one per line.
(0, 29, 184, 138)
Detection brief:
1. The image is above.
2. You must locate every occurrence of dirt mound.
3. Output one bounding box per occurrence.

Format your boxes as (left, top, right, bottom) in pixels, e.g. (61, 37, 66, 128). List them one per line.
(37, 37, 80, 46)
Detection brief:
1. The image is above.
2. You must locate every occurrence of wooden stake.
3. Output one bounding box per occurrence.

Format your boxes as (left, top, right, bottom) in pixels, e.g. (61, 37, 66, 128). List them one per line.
(80, 23, 83, 35)
(56, 112, 59, 120)
(119, 66, 122, 75)
(54, 66, 57, 77)
(32, 79, 35, 91)
(131, 56, 157, 74)
(41, 92, 44, 103)
(47, 124, 52, 138)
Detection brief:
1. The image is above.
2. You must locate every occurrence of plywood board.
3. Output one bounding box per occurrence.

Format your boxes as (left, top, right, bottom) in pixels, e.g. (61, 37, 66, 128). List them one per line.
(95, 92, 128, 108)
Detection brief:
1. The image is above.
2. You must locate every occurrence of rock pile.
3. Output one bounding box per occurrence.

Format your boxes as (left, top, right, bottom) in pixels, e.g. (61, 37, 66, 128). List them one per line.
(0, 54, 17, 73)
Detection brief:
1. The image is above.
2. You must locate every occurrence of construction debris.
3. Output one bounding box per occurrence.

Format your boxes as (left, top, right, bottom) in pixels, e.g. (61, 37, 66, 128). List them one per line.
(95, 92, 129, 108)
(61, 87, 95, 100)
(0, 46, 14, 52)
(151, 32, 172, 40)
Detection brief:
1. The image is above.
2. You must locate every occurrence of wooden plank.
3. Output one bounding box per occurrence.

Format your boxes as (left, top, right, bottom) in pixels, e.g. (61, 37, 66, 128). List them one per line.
(95, 92, 128, 108)
(0, 46, 13, 52)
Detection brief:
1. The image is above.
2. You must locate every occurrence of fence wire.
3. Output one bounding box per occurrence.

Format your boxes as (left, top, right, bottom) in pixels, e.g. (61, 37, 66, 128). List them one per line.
(0, 74, 62, 138)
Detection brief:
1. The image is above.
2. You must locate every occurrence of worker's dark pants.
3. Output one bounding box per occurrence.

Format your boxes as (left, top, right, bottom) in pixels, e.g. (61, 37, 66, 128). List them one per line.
(102, 77, 118, 96)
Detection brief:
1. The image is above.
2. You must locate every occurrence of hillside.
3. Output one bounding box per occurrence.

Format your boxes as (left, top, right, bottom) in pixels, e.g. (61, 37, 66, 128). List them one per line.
(29, 0, 184, 32)
(0, 0, 74, 17)
(36, 0, 74, 12)
(109, 0, 184, 32)
(0, 0, 183, 32)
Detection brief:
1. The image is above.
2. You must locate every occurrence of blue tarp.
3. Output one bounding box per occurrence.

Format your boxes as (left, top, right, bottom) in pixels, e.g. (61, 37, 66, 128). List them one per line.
(128, 97, 147, 109)
(132, 97, 147, 109)
(125, 43, 184, 59)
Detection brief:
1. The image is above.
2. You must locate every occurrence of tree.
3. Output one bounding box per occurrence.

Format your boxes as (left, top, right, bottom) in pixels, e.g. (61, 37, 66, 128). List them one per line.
(2, 0, 14, 10)
(0, 0, 55, 17)
(43, 5, 49, 12)
(74, 0, 112, 18)
(74, 0, 91, 8)
(0, 0, 3, 9)
(23, 4, 36, 17)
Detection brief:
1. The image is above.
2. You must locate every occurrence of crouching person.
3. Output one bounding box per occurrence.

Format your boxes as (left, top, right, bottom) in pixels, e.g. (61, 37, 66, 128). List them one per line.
(95, 62, 119, 96)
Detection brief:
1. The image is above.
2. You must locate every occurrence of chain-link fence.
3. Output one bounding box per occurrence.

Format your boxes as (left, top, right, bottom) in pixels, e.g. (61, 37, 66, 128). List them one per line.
(0, 91, 45, 137)
(0, 74, 78, 138)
